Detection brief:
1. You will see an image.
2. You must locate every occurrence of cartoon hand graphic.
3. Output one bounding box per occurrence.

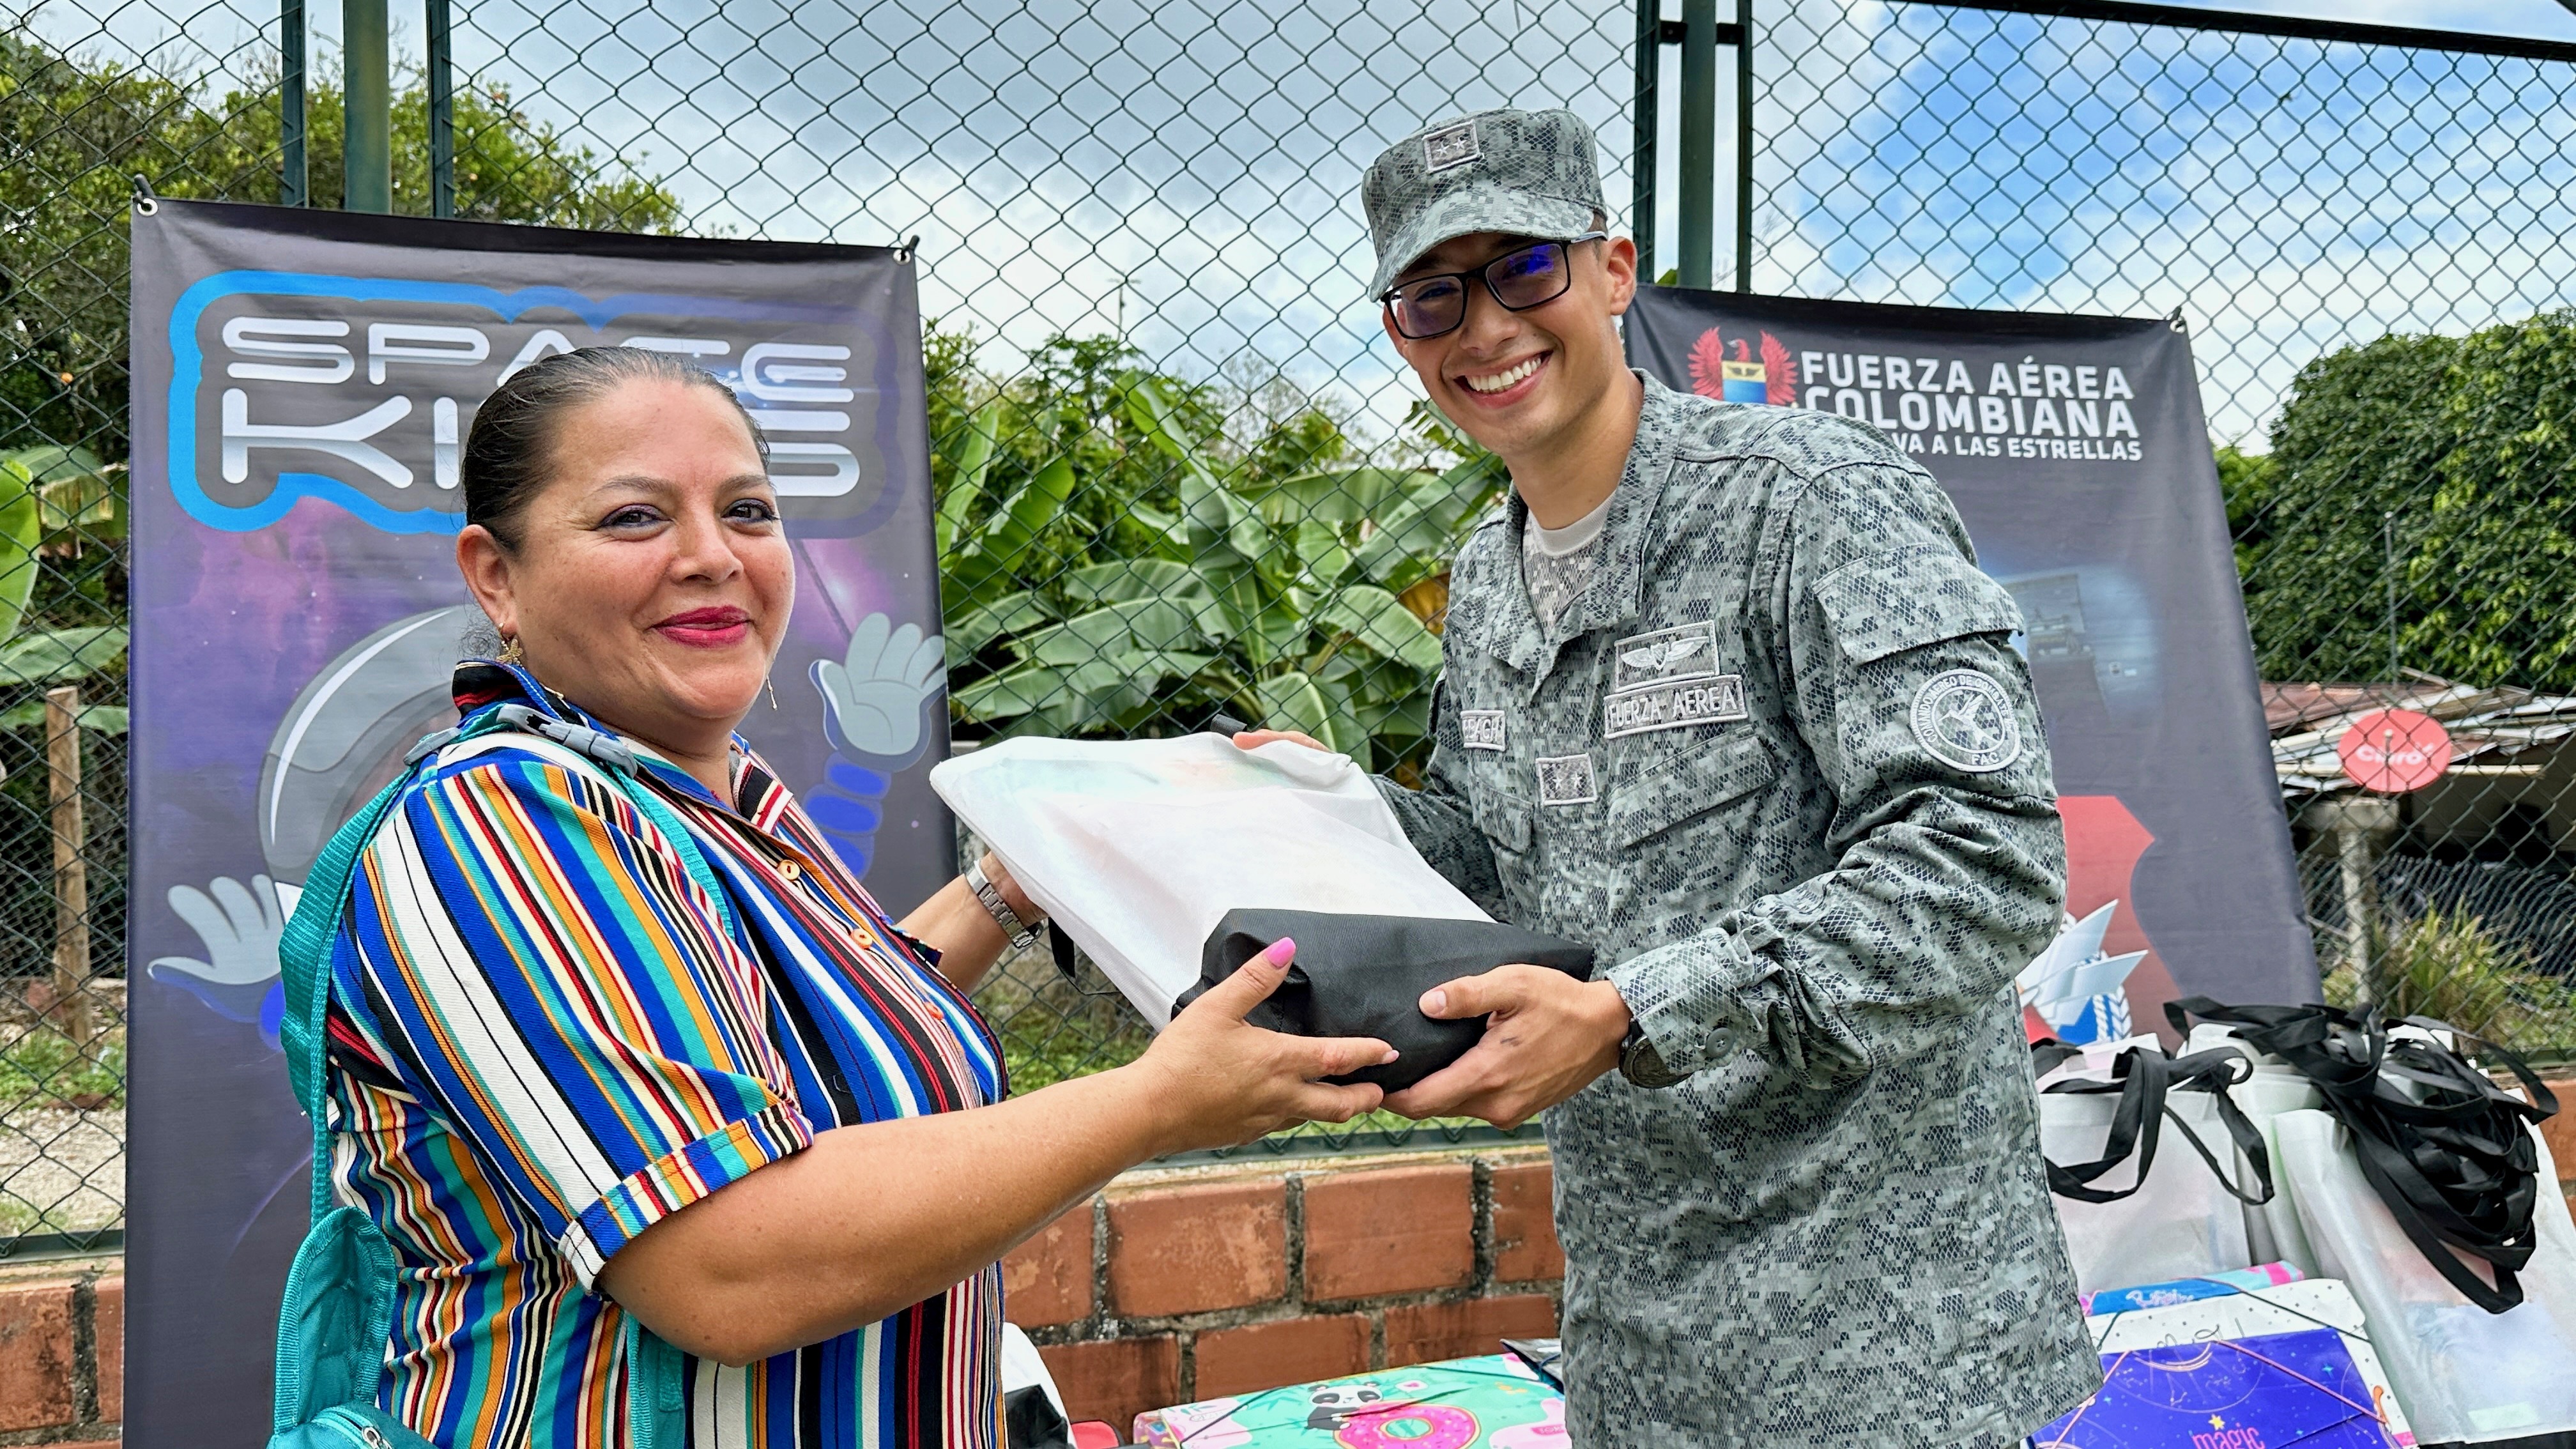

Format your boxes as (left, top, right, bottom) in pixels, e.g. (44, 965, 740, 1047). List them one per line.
(149, 875, 286, 985)
(148, 875, 289, 1033)
(811, 612, 946, 763)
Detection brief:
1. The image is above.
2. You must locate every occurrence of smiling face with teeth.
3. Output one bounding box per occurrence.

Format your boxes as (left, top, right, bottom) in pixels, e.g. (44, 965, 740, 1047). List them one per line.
(1381, 227, 1643, 524)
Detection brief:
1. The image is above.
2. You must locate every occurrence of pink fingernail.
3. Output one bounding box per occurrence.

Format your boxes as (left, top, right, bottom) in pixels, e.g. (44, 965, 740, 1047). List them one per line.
(1422, 988, 1446, 1015)
(1380, 1047, 1400, 1064)
(1262, 937, 1296, 965)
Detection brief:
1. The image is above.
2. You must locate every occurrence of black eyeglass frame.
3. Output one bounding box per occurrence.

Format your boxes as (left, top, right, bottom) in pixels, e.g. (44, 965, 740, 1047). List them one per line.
(1377, 232, 1609, 340)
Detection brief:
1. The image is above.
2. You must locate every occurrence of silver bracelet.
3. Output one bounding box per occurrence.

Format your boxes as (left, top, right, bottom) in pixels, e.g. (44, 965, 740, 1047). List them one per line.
(965, 857, 1041, 950)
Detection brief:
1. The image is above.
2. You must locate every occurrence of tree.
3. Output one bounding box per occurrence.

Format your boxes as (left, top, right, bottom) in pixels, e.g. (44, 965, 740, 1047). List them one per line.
(2233, 313, 2576, 691)
(930, 326, 1501, 770)
(1, 32, 684, 459)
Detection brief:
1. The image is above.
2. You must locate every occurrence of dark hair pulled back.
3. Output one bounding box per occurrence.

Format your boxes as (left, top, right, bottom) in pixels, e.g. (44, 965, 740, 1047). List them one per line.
(461, 345, 768, 550)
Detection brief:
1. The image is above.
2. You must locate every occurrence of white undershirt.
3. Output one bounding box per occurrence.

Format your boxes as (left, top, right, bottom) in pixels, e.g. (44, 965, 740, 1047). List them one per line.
(1519, 486, 1618, 630)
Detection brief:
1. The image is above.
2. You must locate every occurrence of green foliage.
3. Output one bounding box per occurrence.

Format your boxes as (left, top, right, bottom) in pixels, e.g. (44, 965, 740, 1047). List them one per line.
(0, 450, 128, 722)
(2236, 312, 2576, 689)
(0, 31, 684, 459)
(0, 1028, 125, 1109)
(2322, 906, 2576, 1058)
(933, 328, 1503, 770)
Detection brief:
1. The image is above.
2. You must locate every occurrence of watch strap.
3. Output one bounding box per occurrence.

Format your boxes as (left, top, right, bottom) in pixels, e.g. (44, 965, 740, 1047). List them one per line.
(965, 858, 1041, 951)
(1620, 1017, 1690, 1089)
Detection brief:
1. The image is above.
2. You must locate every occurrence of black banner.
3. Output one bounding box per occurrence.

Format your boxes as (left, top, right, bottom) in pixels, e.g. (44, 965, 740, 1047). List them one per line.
(126, 200, 948, 1446)
(1629, 288, 2315, 1040)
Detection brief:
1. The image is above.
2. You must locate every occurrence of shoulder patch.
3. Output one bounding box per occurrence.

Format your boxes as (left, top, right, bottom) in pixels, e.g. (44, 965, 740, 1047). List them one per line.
(1910, 670, 2021, 773)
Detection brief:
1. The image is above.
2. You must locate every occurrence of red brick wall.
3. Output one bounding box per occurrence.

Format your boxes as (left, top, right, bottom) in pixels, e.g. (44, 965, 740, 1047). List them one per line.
(14, 1086, 2572, 1444)
(1006, 1147, 1563, 1433)
(0, 1256, 119, 1446)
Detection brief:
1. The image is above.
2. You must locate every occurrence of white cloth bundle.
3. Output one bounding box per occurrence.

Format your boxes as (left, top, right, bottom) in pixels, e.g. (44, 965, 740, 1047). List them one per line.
(928, 734, 1487, 1023)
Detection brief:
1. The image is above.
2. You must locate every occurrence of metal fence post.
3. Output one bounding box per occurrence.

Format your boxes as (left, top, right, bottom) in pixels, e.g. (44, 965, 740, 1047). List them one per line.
(1634, 0, 1660, 280)
(344, 0, 392, 212)
(280, 0, 306, 205)
(1677, 0, 1717, 287)
(1734, 0, 1754, 292)
(428, 0, 454, 218)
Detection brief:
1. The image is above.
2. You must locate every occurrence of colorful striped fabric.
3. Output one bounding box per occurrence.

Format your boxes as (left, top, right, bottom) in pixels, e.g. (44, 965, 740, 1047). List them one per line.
(324, 662, 1005, 1449)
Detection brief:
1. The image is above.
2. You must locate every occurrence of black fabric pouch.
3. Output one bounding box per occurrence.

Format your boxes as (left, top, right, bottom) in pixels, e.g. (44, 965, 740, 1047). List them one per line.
(1171, 908, 1595, 1091)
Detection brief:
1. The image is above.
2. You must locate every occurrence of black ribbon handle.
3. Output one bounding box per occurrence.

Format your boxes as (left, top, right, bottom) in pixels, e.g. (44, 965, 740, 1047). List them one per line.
(2166, 997, 2558, 1314)
(2041, 1045, 2276, 1209)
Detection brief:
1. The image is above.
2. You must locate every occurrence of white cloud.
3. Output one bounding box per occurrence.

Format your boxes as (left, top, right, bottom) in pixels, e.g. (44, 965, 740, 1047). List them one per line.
(22, 0, 2576, 449)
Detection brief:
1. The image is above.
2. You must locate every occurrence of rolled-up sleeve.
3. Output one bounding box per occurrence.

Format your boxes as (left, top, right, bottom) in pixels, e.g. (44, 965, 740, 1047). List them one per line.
(337, 753, 813, 1287)
(1607, 460, 2067, 1085)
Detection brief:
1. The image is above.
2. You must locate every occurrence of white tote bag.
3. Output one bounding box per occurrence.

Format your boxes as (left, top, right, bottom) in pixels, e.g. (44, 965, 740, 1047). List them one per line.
(2040, 1085, 2257, 1295)
(929, 733, 1487, 1023)
(2276, 1108, 2576, 1445)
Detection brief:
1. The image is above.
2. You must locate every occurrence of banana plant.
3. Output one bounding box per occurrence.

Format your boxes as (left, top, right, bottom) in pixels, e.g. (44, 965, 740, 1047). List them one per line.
(942, 372, 1505, 767)
(0, 448, 130, 735)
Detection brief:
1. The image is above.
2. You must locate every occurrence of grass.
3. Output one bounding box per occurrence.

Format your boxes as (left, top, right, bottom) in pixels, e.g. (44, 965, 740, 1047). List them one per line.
(2322, 905, 2576, 1061)
(0, 1027, 123, 1109)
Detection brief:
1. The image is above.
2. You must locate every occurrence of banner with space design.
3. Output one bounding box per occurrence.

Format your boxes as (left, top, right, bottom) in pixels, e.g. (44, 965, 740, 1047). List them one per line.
(1629, 287, 2315, 1043)
(125, 199, 949, 1447)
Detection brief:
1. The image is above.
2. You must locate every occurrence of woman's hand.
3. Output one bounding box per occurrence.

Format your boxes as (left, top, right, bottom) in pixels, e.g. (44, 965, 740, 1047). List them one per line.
(1232, 728, 1331, 753)
(1126, 939, 1394, 1154)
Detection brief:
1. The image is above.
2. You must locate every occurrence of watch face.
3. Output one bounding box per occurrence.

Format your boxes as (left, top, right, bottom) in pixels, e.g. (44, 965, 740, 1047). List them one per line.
(1621, 1034, 1687, 1089)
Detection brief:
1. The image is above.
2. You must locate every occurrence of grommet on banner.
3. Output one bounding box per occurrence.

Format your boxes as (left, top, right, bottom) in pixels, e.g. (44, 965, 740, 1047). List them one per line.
(131, 174, 158, 216)
(894, 234, 921, 264)
(2168, 303, 2188, 333)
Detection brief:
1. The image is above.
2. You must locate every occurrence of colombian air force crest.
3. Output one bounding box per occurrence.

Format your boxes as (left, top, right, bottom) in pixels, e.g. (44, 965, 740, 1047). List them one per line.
(1687, 326, 1798, 406)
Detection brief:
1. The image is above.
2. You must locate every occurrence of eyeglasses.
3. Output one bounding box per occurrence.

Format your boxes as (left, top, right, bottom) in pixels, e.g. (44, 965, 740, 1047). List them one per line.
(1378, 233, 1607, 340)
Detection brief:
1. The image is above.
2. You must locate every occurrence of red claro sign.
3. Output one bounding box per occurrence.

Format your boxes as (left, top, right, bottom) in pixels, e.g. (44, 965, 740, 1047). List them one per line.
(2338, 709, 2453, 793)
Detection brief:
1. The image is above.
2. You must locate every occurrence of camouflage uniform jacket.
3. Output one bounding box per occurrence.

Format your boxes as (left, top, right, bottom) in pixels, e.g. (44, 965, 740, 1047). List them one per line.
(1379, 374, 2099, 1448)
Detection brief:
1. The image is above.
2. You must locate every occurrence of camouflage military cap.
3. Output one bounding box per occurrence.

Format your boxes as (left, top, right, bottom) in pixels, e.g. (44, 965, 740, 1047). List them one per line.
(1361, 107, 1606, 300)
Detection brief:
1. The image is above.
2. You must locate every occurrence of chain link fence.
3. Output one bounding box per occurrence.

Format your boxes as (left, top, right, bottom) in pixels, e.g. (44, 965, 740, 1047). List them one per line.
(1754, 1, 2576, 1063)
(6, 0, 2576, 1255)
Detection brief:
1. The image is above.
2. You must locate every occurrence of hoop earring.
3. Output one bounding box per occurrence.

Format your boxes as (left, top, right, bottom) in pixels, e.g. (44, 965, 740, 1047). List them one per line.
(498, 636, 526, 666)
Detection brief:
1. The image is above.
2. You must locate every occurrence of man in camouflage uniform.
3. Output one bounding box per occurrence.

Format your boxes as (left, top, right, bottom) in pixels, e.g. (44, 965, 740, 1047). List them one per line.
(1244, 109, 2098, 1446)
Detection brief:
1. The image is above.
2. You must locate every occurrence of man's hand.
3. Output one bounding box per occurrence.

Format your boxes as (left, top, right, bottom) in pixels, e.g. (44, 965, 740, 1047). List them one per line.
(1383, 969, 1633, 1128)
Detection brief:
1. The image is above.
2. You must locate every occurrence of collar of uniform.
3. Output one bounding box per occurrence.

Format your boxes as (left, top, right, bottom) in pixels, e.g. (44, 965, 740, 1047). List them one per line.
(449, 659, 754, 815)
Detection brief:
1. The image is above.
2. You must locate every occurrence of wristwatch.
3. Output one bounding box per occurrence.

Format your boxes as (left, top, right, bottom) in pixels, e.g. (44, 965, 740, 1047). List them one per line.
(965, 857, 1041, 951)
(1619, 1017, 1691, 1089)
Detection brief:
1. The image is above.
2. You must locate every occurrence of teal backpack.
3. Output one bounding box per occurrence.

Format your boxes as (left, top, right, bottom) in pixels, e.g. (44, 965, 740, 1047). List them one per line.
(268, 704, 719, 1449)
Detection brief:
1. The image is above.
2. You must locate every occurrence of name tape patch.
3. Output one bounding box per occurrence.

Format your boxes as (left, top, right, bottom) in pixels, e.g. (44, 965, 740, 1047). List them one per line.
(1910, 670, 2022, 773)
(1423, 120, 1482, 172)
(1611, 620, 1719, 693)
(1537, 753, 1597, 806)
(1460, 709, 1507, 751)
(1604, 674, 1749, 739)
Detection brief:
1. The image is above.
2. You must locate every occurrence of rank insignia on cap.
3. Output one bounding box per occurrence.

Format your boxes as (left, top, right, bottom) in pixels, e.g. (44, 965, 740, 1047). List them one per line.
(1423, 119, 1481, 172)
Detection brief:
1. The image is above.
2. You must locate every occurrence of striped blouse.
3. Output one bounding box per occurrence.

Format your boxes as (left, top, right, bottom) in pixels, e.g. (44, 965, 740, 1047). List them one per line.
(323, 661, 1005, 1449)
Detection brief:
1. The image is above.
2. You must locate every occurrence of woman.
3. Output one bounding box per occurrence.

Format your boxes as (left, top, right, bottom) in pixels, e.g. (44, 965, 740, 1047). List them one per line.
(322, 345, 1394, 1447)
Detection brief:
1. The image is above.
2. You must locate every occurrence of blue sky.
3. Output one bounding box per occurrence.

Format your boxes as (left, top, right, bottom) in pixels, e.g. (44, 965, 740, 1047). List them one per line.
(24, 0, 2576, 444)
